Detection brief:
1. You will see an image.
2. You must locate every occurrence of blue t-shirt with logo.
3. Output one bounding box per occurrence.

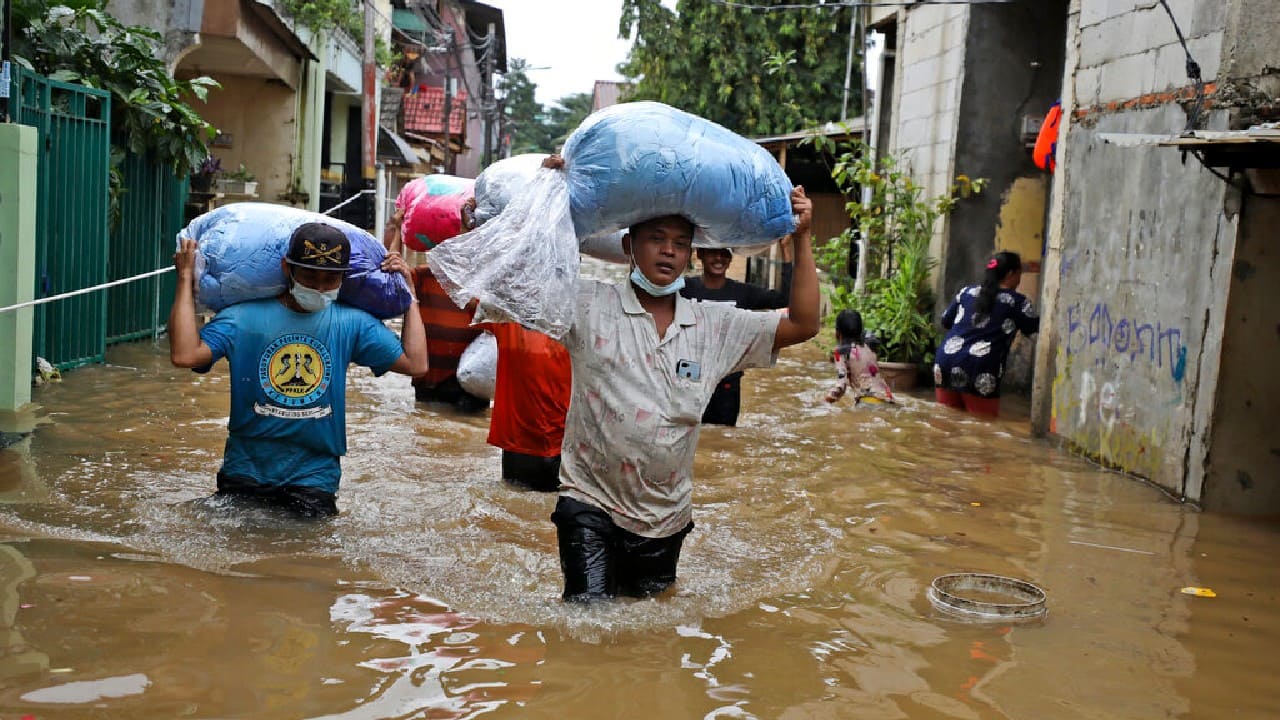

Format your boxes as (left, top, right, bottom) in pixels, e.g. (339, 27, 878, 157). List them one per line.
(197, 299, 404, 493)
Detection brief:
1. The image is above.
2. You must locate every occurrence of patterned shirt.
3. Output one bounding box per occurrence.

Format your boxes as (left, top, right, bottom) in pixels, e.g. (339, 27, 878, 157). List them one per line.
(828, 342, 895, 404)
(934, 285, 1039, 398)
(558, 278, 781, 538)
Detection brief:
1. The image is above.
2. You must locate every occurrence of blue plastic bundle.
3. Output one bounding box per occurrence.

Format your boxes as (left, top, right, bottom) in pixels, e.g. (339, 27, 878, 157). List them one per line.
(181, 203, 413, 319)
(562, 101, 796, 247)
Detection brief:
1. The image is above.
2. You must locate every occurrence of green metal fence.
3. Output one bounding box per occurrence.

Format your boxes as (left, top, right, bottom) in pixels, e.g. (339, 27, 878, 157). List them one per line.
(12, 66, 190, 368)
(107, 153, 189, 344)
(12, 65, 112, 370)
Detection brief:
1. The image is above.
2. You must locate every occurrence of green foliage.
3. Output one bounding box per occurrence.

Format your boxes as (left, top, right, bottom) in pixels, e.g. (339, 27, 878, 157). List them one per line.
(13, 3, 220, 178)
(543, 92, 594, 149)
(280, 0, 360, 34)
(12, 1, 219, 226)
(808, 133, 986, 363)
(499, 59, 594, 154)
(618, 0, 858, 135)
(280, 0, 396, 68)
(500, 58, 553, 154)
(224, 164, 255, 182)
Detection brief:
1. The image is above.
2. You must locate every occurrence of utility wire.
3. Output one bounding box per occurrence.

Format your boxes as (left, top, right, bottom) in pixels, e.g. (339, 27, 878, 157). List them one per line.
(1156, 0, 1204, 132)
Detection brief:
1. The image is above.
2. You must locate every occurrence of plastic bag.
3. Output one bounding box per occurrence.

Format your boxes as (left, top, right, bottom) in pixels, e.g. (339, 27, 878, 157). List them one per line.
(475, 153, 627, 265)
(473, 154, 549, 226)
(395, 174, 473, 212)
(456, 331, 497, 400)
(425, 168, 580, 337)
(427, 102, 794, 335)
(181, 203, 413, 319)
(562, 101, 796, 248)
(402, 176, 475, 252)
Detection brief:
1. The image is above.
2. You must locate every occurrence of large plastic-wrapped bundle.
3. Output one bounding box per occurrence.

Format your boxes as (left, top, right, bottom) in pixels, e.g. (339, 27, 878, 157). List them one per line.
(395, 174, 473, 213)
(426, 169, 579, 336)
(426, 102, 794, 336)
(456, 331, 497, 400)
(181, 203, 413, 319)
(474, 154, 628, 265)
(564, 101, 795, 249)
(402, 176, 475, 252)
(472, 154, 549, 226)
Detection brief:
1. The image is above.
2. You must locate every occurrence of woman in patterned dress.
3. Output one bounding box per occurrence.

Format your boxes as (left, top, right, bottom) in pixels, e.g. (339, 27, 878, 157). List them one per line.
(933, 251, 1039, 417)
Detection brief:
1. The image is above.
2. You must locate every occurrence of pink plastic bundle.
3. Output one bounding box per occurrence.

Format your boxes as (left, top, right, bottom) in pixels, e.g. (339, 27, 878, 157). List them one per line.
(399, 175, 475, 252)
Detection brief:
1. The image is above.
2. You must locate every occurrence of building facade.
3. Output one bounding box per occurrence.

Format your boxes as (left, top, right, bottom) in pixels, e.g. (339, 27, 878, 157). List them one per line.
(869, 0, 1280, 512)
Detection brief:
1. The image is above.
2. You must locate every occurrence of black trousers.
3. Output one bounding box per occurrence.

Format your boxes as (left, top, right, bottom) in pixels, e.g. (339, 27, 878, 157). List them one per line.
(501, 450, 561, 492)
(213, 473, 338, 518)
(550, 496, 694, 603)
(701, 373, 742, 426)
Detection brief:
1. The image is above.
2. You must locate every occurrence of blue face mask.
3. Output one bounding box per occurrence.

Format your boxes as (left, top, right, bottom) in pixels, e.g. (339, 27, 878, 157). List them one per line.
(630, 266, 685, 297)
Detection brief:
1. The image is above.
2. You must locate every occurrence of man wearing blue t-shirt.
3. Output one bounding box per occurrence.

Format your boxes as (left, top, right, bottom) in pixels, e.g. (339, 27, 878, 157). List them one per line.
(169, 223, 428, 517)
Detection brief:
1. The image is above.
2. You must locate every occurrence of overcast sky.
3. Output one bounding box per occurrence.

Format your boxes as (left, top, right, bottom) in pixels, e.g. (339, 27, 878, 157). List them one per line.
(484, 0, 641, 106)
(484, 1, 879, 111)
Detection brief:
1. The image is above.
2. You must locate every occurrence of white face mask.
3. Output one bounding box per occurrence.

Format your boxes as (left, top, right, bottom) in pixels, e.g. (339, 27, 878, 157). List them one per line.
(290, 282, 339, 312)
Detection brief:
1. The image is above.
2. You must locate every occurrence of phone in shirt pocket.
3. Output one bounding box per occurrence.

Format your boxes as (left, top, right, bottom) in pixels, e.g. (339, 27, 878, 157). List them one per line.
(669, 359, 705, 426)
(675, 359, 701, 381)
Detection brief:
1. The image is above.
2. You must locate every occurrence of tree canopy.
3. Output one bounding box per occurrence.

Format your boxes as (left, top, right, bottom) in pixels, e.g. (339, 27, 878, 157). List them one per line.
(499, 58, 551, 154)
(500, 59, 595, 154)
(618, 0, 860, 136)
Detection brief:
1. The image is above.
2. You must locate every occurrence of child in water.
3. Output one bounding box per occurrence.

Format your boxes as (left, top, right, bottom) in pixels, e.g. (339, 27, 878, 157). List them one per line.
(824, 309, 895, 406)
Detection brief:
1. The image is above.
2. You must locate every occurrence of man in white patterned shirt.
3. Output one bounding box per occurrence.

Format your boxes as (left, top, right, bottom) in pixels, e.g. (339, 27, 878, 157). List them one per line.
(543, 158, 819, 601)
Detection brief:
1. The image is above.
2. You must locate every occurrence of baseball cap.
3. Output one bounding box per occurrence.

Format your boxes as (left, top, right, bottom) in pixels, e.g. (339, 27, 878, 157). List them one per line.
(286, 223, 351, 271)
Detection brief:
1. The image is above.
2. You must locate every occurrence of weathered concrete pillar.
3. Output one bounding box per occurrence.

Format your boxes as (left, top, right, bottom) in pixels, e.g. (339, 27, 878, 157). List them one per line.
(0, 124, 38, 412)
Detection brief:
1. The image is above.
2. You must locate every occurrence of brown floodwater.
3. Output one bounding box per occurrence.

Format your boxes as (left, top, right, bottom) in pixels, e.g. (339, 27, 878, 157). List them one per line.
(0, 310, 1276, 719)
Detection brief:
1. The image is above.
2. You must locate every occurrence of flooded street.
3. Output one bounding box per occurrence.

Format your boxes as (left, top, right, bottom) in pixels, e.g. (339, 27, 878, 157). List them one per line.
(0, 329, 1277, 719)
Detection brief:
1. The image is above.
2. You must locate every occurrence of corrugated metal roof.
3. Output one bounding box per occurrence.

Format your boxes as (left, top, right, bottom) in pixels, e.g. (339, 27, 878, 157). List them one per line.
(403, 86, 469, 137)
(751, 118, 868, 146)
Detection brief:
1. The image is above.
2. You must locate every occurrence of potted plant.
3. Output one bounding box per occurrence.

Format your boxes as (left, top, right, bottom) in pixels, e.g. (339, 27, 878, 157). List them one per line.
(806, 133, 984, 391)
(190, 156, 221, 193)
(216, 163, 257, 195)
(852, 232, 938, 390)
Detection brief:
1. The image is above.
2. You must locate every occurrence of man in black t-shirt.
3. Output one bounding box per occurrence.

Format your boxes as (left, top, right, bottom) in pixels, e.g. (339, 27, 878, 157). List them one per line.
(679, 240, 793, 426)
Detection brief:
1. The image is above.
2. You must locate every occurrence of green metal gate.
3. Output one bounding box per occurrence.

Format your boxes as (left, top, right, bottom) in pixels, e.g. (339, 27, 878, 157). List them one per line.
(107, 152, 189, 344)
(11, 65, 111, 370)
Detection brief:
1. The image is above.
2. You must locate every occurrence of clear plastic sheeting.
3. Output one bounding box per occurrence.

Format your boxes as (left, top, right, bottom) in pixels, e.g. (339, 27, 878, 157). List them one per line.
(456, 331, 497, 400)
(472, 154, 549, 226)
(563, 101, 796, 248)
(476, 153, 628, 265)
(425, 169, 580, 338)
(180, 203, 413, 319)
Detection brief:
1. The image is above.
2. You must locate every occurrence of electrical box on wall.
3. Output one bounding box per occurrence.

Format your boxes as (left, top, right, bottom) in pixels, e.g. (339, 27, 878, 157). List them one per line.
(1021, 115, 1043, 148)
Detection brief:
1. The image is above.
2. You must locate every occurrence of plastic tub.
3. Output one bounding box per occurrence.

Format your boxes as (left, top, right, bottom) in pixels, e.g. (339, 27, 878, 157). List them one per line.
(927, 573, 1047, 621)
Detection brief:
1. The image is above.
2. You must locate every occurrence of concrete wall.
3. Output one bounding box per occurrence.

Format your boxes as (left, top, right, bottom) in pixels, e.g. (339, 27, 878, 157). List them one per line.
(888, 3, 969, 238)
(0, 126, 38, 412)
(1040, 0, 1235, 500)
(107, 0, 203, 66)
(946, 2, 1066, 299)
(946, 1, 1068, 394)
(1204, 194, 1280, 512)
(197, 74, 300, 205)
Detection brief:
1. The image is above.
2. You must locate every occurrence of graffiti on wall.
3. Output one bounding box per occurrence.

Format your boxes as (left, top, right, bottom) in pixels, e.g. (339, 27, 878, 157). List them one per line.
(1051, 350, 1166, 479)
(1064, 301, 1188, 382)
